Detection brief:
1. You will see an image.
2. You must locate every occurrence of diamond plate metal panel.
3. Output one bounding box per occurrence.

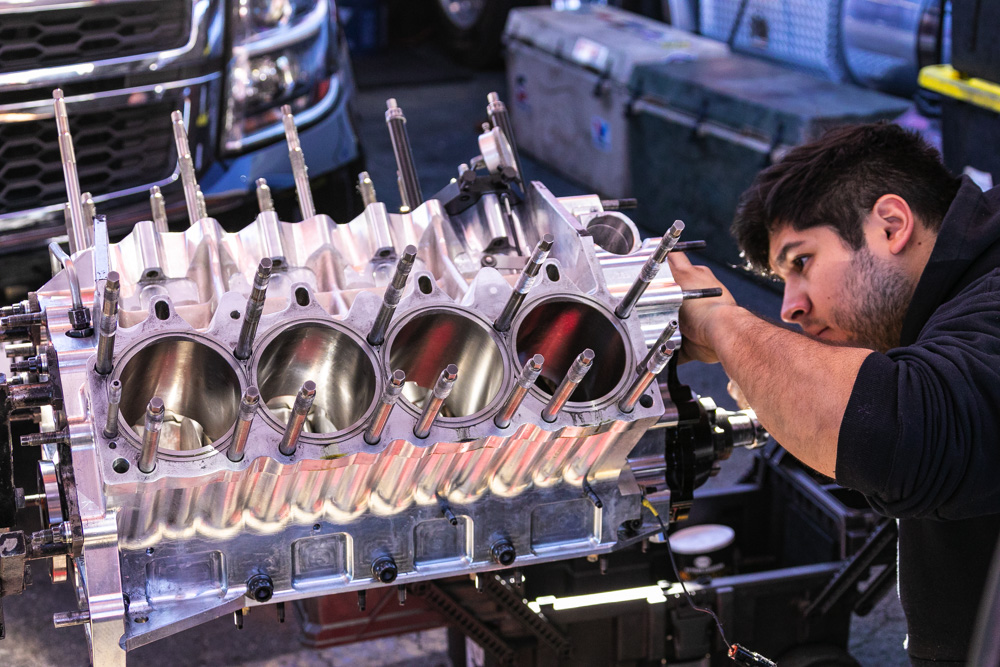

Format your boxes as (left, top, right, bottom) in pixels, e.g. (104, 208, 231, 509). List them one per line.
(700, 0, 848, 81)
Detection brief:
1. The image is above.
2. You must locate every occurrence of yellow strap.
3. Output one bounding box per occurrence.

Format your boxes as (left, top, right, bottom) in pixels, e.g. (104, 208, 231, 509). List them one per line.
(919, 64, 1000, 114)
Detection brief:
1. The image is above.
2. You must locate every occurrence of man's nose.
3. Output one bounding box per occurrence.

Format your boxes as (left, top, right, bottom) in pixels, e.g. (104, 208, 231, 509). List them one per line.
(780, 285, 809, 324)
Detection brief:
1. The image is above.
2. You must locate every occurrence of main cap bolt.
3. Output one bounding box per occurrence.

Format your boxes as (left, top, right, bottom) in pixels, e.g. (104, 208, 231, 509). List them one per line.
(371, 555, 398, 584)
(246, 573, 274, 603)
(491, 538, 516, 567)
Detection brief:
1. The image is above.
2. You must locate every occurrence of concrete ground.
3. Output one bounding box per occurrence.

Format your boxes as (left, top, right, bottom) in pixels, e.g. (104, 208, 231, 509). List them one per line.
(0, 48, 909, 666)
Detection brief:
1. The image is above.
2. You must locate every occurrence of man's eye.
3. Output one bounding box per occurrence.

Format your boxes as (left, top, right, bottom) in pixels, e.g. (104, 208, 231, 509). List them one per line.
(791, 255, 810, 271)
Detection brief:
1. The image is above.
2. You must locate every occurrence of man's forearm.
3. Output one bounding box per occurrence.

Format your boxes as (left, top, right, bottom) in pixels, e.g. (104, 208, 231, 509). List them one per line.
(704, 305, 873, 477)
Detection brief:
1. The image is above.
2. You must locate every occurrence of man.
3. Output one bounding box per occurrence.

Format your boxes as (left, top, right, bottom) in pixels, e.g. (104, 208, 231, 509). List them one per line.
(667, 122, 1000, 666)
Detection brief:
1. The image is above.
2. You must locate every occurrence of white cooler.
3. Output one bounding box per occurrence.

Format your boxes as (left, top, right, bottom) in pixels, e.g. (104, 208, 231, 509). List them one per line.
(502, 6, 728, 199)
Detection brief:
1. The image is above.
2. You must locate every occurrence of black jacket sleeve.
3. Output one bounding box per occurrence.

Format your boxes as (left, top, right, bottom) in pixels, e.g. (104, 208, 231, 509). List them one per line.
(835, 272, 1000, 520)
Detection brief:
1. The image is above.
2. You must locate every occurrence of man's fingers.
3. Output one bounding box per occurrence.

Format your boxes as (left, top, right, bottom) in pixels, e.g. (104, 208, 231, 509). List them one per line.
(667, 251, 693, 270)
(675, 337, 719, 365)
(676, 344, 695, 365)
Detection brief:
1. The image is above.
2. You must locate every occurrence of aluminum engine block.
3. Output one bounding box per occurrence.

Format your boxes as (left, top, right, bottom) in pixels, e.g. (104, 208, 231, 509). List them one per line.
(0, 94, 755, 666)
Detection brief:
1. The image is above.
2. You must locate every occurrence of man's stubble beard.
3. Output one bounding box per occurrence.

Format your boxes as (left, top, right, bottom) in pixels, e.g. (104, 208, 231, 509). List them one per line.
(830, 246, 916, 353)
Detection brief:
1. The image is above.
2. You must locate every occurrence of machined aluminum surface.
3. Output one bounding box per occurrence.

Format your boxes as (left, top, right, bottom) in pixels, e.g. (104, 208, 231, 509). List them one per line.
(9, 103, 692, 665)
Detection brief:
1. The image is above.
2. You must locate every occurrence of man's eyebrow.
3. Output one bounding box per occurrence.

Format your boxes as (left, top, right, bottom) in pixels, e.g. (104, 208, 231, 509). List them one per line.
(772, 240, 805, 270)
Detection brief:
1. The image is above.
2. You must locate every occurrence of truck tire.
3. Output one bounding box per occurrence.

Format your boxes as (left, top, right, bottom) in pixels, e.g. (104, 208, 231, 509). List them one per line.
(432, 0, 541, 68)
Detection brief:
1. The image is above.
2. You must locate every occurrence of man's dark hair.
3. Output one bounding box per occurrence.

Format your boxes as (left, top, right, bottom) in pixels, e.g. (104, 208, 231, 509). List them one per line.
(732, 122, 961, 274)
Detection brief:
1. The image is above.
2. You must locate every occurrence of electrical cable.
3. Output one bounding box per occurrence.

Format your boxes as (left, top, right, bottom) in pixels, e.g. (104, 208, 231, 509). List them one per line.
(641, 497, 776, 667)
(641, 497, 730, 645)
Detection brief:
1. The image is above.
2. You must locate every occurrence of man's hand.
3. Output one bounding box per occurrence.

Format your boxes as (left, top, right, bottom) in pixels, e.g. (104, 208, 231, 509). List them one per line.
(667, 252, 737, 363)
(663, 253, 870, 477)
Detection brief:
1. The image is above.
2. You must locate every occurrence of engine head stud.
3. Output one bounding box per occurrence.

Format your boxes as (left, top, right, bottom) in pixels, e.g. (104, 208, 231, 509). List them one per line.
(228, 386, 261, 463)
(615, 220, 684, 319)
(278, 381, 316, 457)
(413, 365, 458, 439)
(95, 272, 120, 375)
(541, 349, 595, 423)
(235, 259, 273, 361)
(138, 397, 165, 474)
(364, 370, 406, 445)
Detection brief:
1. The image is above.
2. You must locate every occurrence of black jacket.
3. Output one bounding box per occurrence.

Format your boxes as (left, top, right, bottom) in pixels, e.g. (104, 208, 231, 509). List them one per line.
(836, 176, 1000, 666)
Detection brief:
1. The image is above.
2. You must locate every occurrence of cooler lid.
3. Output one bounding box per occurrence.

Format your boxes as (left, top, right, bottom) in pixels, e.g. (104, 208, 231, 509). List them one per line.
(504, 6, 729, 85)
(630, 53, 911, 143)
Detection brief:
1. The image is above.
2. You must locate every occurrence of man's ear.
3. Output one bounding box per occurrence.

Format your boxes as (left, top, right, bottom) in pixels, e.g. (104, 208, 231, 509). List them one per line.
(870, 194, 916, 255)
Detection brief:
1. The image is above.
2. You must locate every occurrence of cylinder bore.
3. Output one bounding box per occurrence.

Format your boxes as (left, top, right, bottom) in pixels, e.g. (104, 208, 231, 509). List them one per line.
(515, 299, 628, 403)
(256, 323, 377, 434)
(388, 310, 505, 419)
(118, 337, 242, 451)
(587, 213, 638, 255)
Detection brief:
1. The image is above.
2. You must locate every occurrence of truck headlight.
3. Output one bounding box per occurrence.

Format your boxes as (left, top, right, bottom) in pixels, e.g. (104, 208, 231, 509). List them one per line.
(251, 0, 294, 28)
(224, 0, 339, 153)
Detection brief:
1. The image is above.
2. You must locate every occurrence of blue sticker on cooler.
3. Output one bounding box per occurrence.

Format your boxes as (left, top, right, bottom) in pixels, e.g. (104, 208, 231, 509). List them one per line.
(591, 116, 611, 152)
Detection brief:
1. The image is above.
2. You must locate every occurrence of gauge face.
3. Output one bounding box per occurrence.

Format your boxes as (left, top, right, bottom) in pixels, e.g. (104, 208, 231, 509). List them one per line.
(495, 128, 519, 177)
(478, 127, 520, 180)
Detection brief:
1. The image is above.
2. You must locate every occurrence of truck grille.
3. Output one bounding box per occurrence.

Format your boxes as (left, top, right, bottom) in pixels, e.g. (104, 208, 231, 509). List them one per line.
(0, 1, 190, 74)
(0, 101, 177, 215)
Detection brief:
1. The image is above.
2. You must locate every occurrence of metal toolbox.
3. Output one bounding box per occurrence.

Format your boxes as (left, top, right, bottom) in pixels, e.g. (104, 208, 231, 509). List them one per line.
(502, 6, 728, 199)
(699, 0, 942, 97)
(627, 53, 910, 266)
(699, 0, 846, 81)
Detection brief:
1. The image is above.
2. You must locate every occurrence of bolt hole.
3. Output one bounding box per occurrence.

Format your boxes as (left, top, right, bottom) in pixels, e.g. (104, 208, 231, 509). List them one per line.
(272, 258, 283, 268)
(144, 270, 160, 280)
(639, 394, 654, 409)
(153, 300, 170, 321)
(545, 264, 560, 282)
(230, 310, 240, 320)
(417, 275, 433, 295)
(295, 287, 310, 306)
(112, 458, 129, 474)
(133, 616, 148, 624)
(108, 441, 117, 450)
(146, 547, 154, 556)
(378, 249, 391, 258)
